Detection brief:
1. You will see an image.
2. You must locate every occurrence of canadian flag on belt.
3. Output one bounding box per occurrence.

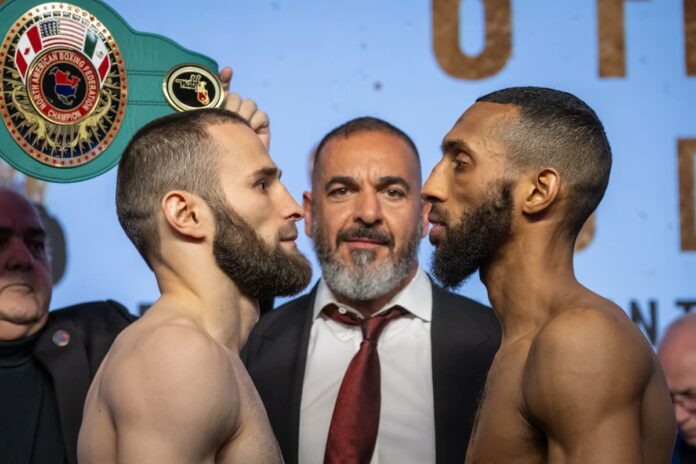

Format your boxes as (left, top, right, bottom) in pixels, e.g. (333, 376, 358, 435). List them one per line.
(14, 24, 42, 81)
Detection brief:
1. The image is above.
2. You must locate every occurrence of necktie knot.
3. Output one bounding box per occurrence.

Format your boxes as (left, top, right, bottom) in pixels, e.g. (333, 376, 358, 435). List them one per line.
(362, 306, 407, 342)
(323, 304, 407, 343)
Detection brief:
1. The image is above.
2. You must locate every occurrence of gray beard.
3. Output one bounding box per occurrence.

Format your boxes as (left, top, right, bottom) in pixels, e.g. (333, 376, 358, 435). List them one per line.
(312, 221, 421, 301)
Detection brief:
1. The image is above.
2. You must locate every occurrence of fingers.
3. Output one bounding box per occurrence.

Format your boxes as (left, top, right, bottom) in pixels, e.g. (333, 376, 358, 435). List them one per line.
(223, 92, 258, 120)
(223, 92, 242, 112)
(220, 91, 271, 149)
(248, 110, 269, 132)
(223, 92, 261, 124)
(219, 66, 233, 92)
(237, 99, 258, 121)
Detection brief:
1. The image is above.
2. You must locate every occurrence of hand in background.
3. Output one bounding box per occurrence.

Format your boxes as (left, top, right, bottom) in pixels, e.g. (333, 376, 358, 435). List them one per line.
(219, 66, 271, 150)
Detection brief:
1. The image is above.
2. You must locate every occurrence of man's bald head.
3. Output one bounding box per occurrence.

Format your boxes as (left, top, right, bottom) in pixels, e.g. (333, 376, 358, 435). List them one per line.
(659, 313, 696, 355)
(658, 313, 696, 446)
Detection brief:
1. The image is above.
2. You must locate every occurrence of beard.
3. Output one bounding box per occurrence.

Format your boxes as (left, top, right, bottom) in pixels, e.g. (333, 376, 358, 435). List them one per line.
(430, 180, 514, 289)
(208, 197, 312, 300)
(312, 215, 420, 301)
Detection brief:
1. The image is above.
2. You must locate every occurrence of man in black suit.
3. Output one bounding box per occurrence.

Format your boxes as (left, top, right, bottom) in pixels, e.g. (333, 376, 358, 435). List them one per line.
(243, 117, 500, 464)
(0, 186, 134, 464)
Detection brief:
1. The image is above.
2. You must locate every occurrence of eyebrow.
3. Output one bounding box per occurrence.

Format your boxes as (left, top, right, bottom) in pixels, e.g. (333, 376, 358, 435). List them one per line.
(0, 227, 45, 238)
(375, 176, 411, 193)
(324, 176, 359, 191)
(441, 139, 476, 158)
(26, 228, 46, 239)
(250, 166, 281, 180)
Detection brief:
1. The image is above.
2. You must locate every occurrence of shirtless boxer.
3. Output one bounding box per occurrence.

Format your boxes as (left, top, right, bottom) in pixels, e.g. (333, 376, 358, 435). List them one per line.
(421, 87, 676, 463)
(78, 107, 312, 463)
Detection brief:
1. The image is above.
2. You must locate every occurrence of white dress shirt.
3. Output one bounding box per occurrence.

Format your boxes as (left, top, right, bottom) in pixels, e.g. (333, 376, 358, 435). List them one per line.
(298, 267, 436, 464)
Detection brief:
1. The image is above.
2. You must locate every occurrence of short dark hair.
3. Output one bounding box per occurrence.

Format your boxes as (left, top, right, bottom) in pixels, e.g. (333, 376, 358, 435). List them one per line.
(477, 87, 612, 236)
(311, 116, 420, 180)
(116, 108, 249, 267)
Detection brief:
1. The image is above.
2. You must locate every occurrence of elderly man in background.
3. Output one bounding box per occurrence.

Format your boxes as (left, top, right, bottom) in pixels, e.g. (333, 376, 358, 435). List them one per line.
(659, 313, 696, 463)
(243, 116, 501, 464)
(0, 186, 134, 464)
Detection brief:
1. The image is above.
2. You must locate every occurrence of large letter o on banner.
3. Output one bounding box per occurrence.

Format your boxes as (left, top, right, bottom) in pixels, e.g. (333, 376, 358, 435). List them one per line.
(432, 0, 512, 80)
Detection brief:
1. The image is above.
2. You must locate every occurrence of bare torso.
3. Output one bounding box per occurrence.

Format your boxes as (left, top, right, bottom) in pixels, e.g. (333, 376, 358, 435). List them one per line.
(466, 292, 676, 464)
(79, 311, 282, 464)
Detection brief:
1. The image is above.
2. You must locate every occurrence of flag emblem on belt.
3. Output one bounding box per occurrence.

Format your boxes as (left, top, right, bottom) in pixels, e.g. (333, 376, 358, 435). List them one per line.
(0, 2, 127, 180)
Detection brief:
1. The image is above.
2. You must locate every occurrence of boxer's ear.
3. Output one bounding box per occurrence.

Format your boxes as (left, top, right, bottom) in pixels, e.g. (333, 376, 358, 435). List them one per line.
(160, 190, 209, 240)
(302, 191, 313, 238)
(420, 200, 431, 239)
(522, 168, 560, 215)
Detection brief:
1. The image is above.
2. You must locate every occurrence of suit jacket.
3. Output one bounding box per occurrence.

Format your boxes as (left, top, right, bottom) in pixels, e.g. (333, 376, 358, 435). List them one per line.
(242, 282, 501, 464)
(673, 434, 696, 464)
(32, 300, 135, 464)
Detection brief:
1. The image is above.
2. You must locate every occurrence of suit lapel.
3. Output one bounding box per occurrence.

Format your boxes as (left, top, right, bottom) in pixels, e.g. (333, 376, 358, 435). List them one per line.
(33, 316, 90, 464)
(431, 284, 493, 464)
(286, 289, 316, 463)
(251, 287, 317, 464)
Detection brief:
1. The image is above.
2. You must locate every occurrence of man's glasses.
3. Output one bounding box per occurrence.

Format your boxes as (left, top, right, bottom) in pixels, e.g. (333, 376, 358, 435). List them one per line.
(670, 388, 696, 411)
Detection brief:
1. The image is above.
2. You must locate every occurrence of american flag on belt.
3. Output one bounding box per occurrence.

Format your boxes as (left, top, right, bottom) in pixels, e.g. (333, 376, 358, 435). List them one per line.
(39, 18, 86, 50)
(14, 17, 108, 84)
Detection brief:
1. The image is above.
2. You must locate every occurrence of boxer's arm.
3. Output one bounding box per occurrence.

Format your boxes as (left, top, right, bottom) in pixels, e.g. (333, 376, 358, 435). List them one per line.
(523, 307, 650, 464)
(100, 324, 239, 464)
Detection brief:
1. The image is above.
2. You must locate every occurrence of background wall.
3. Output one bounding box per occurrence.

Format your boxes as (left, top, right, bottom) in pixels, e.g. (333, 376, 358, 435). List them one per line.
(4, 0, 694, 344)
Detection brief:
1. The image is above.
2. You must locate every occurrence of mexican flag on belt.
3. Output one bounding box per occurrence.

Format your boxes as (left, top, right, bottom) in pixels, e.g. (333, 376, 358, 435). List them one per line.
(82, 29, 110, 84)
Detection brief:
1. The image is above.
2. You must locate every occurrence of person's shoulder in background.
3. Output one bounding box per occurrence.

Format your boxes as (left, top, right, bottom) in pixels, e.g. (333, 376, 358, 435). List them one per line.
(42, 300, 136, 371)
(50, 300, 136, 326)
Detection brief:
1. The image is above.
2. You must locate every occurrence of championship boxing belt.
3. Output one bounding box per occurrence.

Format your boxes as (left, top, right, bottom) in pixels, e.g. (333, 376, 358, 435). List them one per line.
(0, 0, 223, 182)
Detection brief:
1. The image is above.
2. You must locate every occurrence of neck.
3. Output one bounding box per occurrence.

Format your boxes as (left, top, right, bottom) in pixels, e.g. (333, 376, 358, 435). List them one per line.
(153, 260, 258, 353)
(332, 265, 418, 318)
(481, 228, 581, 340)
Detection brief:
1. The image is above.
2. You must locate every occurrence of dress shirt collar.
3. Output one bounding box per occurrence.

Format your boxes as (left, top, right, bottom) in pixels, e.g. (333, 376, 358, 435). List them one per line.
(313, 266, 432, 322)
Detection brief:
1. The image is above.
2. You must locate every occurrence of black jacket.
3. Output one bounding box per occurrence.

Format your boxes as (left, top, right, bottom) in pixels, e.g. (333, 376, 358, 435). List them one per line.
(32, 300, 135, 464)
(242, 282, 501, 464)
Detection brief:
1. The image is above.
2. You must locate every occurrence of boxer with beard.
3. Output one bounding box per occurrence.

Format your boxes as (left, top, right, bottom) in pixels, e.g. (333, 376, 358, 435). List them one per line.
(422, 87, 676, 463)
(78, 108, 311, 464)
(243, 117, 500, 464)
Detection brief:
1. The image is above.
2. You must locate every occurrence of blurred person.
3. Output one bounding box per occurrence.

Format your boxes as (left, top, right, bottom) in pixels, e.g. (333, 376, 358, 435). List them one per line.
(421, 87, 676, 463)
(0, 186, 134, 464)
(243, 117, 501, 464)
(659, 313, 696, 463)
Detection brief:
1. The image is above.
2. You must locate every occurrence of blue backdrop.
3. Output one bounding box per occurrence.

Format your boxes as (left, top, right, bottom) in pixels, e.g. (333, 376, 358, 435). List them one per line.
(19, 0, 694, 344)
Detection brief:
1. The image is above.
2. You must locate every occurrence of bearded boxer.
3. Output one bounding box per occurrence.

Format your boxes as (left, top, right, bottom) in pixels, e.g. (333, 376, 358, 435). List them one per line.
(78, 107, 311, 463)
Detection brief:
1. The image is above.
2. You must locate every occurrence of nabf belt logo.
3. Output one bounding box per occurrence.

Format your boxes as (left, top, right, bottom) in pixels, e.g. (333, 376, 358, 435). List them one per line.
(0, 2, 127, 180)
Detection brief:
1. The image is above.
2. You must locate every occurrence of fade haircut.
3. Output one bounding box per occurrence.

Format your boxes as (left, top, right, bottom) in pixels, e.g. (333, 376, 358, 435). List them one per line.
(311, 116, 421, 181)
(116, 108, 250, 267)
(477, 87, 612, 236)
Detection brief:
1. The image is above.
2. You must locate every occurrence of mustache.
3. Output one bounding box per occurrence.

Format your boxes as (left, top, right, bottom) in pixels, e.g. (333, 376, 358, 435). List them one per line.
(277, 223, 299, 241)
(336, 224, 395, 247)
(428, 204, 450, 226)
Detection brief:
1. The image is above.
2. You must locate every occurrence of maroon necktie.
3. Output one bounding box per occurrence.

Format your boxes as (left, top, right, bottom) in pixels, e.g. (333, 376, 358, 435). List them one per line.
(322, 304, 407, 464)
